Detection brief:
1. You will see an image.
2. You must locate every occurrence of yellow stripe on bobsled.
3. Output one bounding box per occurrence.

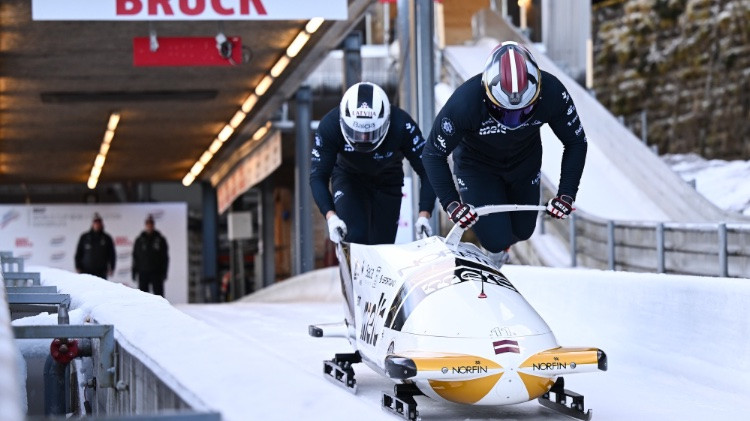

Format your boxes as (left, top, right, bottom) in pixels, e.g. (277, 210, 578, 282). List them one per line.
(384, 352, 506, 404)
(517, 372, 556, 400)
(384, 352, 503, 378)
(428, 373, 505, 404)
(519, 347, 606, 372)
(517, 347, 606, 400)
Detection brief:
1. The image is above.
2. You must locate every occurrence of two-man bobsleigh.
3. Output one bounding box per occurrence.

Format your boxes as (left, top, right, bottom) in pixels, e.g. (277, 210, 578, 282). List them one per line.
(309, 205, 607, 420)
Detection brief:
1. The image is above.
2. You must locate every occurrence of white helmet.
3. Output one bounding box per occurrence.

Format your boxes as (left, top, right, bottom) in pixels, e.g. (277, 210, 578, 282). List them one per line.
(339, 82, 391, 152)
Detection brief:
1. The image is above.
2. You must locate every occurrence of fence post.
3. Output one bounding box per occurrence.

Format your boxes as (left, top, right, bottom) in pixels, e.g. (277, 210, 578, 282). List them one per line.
(718, 223, 728, 277)
(656, 222, 665, 273)
(640, 109, 648, 144)
(569, 213, 577, 267)
(539, 214, 545, 235)
(607, 220, 615, 270)
(538, 197, 546, 235)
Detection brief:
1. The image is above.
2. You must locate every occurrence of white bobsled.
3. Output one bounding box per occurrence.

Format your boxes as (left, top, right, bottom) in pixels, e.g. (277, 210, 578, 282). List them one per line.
(310, 205, 606, 420)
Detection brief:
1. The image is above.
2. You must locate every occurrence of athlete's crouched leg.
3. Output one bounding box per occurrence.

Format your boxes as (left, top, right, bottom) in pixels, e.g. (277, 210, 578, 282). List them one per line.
(511, 215, 538, 242)
(471, 214, 514, 253)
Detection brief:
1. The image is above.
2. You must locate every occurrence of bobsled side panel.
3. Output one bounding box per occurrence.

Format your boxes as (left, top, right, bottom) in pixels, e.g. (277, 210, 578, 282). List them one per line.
(348, 242, 438, 365)
(335, 242, 356, 330)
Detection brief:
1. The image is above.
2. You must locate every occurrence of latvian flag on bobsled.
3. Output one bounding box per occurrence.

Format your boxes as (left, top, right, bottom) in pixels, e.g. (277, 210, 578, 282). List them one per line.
(493, 339, 520, 354)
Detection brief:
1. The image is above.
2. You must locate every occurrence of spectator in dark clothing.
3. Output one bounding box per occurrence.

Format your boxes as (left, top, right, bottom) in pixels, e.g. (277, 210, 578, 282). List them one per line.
(75, 213, 116, 279)
(132, 214, 169, 296)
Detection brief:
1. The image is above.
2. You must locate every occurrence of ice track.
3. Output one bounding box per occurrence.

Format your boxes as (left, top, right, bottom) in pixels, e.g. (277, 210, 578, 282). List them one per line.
(178, 266, 750, 421)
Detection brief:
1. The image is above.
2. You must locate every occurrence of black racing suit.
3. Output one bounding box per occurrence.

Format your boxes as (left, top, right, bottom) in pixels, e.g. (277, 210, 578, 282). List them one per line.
(422, 72, 587, 253)
(310, 106, 437, 245)
(74, 229, 116, 279)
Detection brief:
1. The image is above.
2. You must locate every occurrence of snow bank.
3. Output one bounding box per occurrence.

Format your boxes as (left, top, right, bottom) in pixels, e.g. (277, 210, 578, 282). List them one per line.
(663, 153, 750, 216)
(240, 267, 341, 303)
(20, 266, 386, 421)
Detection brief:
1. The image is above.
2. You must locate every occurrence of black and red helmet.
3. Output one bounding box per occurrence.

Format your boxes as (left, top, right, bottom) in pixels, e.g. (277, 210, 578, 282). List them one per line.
(481, 41, 542, 130)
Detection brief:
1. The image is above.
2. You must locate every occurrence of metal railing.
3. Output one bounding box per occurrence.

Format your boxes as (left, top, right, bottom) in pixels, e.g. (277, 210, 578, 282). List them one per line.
(3, 253, 221, 419)
(2, 272, 41, 287)
(1, 255, 25, 273)
(538, 179, 750, 278)
(1, 270, 24, 421)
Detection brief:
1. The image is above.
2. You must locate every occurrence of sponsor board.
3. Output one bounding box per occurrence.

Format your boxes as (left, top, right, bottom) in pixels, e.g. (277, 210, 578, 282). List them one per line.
(0, 203, 188, 303)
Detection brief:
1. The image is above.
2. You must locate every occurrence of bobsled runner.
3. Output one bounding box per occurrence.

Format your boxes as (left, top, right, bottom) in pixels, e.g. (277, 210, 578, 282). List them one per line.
(310, 205, 607, 420)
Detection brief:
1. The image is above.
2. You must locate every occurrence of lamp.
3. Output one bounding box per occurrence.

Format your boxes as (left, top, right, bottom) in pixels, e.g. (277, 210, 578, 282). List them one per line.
(181, 18, 325, 187)
(87, 112, 120, 190)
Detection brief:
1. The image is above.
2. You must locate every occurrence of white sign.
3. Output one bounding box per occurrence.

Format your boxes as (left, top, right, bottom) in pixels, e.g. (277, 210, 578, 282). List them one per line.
(0, 203, 188, 304)
(217, 131, 281, 214)
(32, 0, 347, 21)
(227, 211, 253, 240)
(395, 176, 414, 244)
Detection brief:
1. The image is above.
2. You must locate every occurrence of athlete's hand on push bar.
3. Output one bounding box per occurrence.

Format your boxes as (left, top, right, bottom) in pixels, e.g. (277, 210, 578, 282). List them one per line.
(446, 201, 478, 229)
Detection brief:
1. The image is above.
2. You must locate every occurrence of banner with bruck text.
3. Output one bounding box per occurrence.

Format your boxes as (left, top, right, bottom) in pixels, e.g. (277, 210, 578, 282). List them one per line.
(32, 0, 348, 21)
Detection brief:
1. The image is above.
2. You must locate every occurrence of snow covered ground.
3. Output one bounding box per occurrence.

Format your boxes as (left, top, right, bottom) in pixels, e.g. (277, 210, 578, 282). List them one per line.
(662, 153, 750, 217)
(11, 265, 750, 421)
(181, 265, 750, 421)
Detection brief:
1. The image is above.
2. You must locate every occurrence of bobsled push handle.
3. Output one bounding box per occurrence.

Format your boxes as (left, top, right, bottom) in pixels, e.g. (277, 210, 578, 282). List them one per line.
(443, 204, 546, 250)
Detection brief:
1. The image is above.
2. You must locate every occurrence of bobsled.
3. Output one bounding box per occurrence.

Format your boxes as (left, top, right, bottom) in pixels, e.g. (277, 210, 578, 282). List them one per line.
(310, 205, 607, 420)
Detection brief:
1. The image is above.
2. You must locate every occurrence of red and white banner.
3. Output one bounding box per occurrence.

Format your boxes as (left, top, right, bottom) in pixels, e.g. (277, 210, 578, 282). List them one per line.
(32, 0, 347, 21)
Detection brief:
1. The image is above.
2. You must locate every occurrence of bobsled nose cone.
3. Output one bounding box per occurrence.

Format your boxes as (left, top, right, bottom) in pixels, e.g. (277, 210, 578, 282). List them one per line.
(598, 349, 608, 371)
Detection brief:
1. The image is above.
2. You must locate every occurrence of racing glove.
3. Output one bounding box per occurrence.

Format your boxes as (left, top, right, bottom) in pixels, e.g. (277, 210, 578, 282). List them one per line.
(326, 214, 347, 243)
(415, 216, 432, 239)
(546, 195, 575, 219)
(446, 201, 478, 229)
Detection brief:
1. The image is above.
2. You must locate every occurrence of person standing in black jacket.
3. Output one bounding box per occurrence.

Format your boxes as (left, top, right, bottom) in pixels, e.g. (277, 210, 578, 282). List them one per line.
(422, 41, 588, 267)
(74, 213, 116, 279)
(132, 214, 169, 296)
(310, 82, 437, 245)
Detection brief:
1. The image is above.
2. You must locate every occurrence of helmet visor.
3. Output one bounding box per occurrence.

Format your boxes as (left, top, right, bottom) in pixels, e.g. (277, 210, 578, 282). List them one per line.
(486, 101, 538, 129)
(340, 119, 389, 152)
